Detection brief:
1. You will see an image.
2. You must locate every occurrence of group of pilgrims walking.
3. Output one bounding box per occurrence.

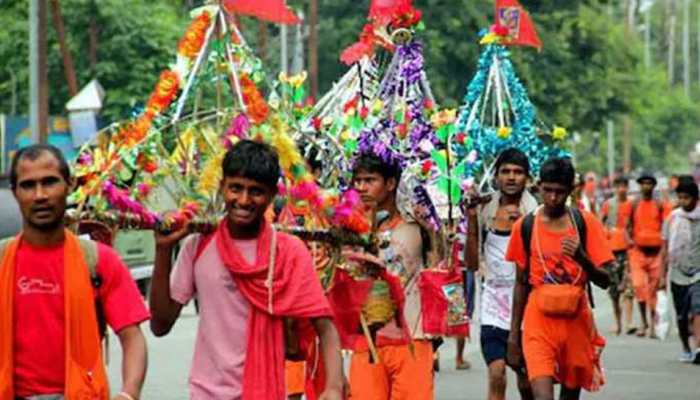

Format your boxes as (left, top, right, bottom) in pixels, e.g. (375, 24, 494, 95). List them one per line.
(2, 1, 700, 400)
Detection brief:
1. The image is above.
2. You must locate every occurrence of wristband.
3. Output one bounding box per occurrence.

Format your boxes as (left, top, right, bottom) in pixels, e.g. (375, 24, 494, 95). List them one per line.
(117, 391, 137, 400)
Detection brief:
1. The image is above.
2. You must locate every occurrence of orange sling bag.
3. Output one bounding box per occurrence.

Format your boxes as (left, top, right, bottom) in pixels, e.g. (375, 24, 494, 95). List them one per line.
(523, 208, 590, 318)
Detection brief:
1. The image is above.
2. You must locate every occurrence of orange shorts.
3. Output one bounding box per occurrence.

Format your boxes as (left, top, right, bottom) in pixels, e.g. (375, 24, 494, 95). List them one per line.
(522, 289, 597, 390)
(349, 340, 434, 400)
(285, 360, 306, 396)
(628, 247, 662, 306)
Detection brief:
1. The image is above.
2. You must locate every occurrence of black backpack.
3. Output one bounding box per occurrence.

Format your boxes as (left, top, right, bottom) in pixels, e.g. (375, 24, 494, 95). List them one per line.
(520, 208, 595, 308)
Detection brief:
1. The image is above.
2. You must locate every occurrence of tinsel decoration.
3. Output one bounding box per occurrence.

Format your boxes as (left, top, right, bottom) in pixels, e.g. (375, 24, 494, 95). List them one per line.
(456, 41, 569, 191)
(356, 40, 436, 170)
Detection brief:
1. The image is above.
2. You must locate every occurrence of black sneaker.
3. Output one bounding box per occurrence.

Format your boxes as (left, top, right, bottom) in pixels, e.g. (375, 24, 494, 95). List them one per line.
(693, 349, 700, 365)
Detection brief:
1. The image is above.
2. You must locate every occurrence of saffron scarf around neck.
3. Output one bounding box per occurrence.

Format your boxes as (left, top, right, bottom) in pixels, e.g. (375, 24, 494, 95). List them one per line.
(215, 220, 333, 400)
(0, 231, 109, 400)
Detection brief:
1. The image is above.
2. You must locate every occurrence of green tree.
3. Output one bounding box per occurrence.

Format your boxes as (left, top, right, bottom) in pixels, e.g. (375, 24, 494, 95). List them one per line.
(1, 0, 696, 173)
(0, 0, 188, 121)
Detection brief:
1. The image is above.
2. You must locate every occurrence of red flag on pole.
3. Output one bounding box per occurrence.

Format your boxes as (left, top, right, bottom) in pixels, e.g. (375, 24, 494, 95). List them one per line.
(369, 0, 411, 24)
(494, 0, 542, 50)
(223, 0, 300, 25)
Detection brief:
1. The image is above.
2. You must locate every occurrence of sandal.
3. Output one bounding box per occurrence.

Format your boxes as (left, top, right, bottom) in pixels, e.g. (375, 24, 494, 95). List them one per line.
(456, 359, 471, 370)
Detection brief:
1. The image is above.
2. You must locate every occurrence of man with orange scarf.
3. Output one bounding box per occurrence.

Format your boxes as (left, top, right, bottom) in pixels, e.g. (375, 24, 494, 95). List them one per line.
(0, 144, 149, 400)
(149, 140, 343, 400)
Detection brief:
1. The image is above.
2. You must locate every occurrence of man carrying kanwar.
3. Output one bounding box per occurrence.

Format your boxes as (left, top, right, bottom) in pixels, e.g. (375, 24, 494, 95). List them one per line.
(149, 140, 344, 400)
(348, 153, 435, 400)
(506, 157, 612, 400)
(464, 148, 537, 400)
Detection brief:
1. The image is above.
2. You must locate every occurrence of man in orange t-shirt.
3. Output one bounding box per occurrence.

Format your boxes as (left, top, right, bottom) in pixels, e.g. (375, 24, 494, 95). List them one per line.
(600, 176, 635, 335)
(506, 158, 612, 400)
(629, 172, 669, 338)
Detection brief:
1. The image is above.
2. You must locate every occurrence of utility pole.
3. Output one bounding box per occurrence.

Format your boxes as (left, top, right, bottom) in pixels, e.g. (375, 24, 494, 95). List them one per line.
(292, 11, 305, 74)
(668, 0, 677, 85)
(50, 0, 78, 97)
(627, 0, 638, 27)
(308, 0, 319, 101)
(29, 0, 48, 144)
(622, 0, 635, 173)
(682, 0, 690, 96)
(607, 120, 615, 181)
(6, 68, 17, 115)
(88, 0, 99, 75)
(645, 8, 652, 68)
(623, 118, 632, 174)
(280, 23, 288, 75)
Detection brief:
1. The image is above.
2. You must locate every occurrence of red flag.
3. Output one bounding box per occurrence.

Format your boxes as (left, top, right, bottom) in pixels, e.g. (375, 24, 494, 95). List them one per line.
(223, 0, 300, 25)
(369, 0, 411, 24)
(495, 0, 542, 50)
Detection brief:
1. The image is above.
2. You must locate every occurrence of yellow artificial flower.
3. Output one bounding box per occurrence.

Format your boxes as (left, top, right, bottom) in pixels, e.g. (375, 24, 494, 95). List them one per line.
(196, 150, 225, 199)
(278, 72, 290, 84)
(269, 117, 303, 172)
(430, 109, 457, 128)
(288, 71, 308, 88)
(170, 127, 196, 165)
(480, 32, 500, 45)
(497, 126, 512, 139)
(371, 99, 384, 114)
(552, 126, 568, 140)
(340, 130, 352, 142)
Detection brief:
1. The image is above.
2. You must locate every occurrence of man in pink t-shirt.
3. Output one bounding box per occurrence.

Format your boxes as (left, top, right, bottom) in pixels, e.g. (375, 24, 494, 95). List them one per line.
(150, 140, 344, 400)
(1, 144, 149, 400)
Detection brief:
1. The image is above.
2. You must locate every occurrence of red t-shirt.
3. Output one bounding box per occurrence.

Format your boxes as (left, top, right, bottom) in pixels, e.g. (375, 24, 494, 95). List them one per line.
(13, 240, 150, 397)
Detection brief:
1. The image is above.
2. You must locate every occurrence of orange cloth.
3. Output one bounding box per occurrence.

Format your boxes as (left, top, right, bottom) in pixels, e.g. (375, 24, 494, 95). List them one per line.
(506, 211, 613, 391)
(600, 200, 633, 252)
(632, 200, 668, 248)
(349, 340, 434, 400)
(285, 361, 306, 396)
(0, 232, 109, 399)
(522, 288, 600, 390)
(506, 211, 614, 287)
(628, 247, 662, 306)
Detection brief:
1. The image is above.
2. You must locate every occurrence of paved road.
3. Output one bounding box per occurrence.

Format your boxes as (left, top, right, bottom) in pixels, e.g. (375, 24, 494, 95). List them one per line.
(108, 289, 700, 399)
